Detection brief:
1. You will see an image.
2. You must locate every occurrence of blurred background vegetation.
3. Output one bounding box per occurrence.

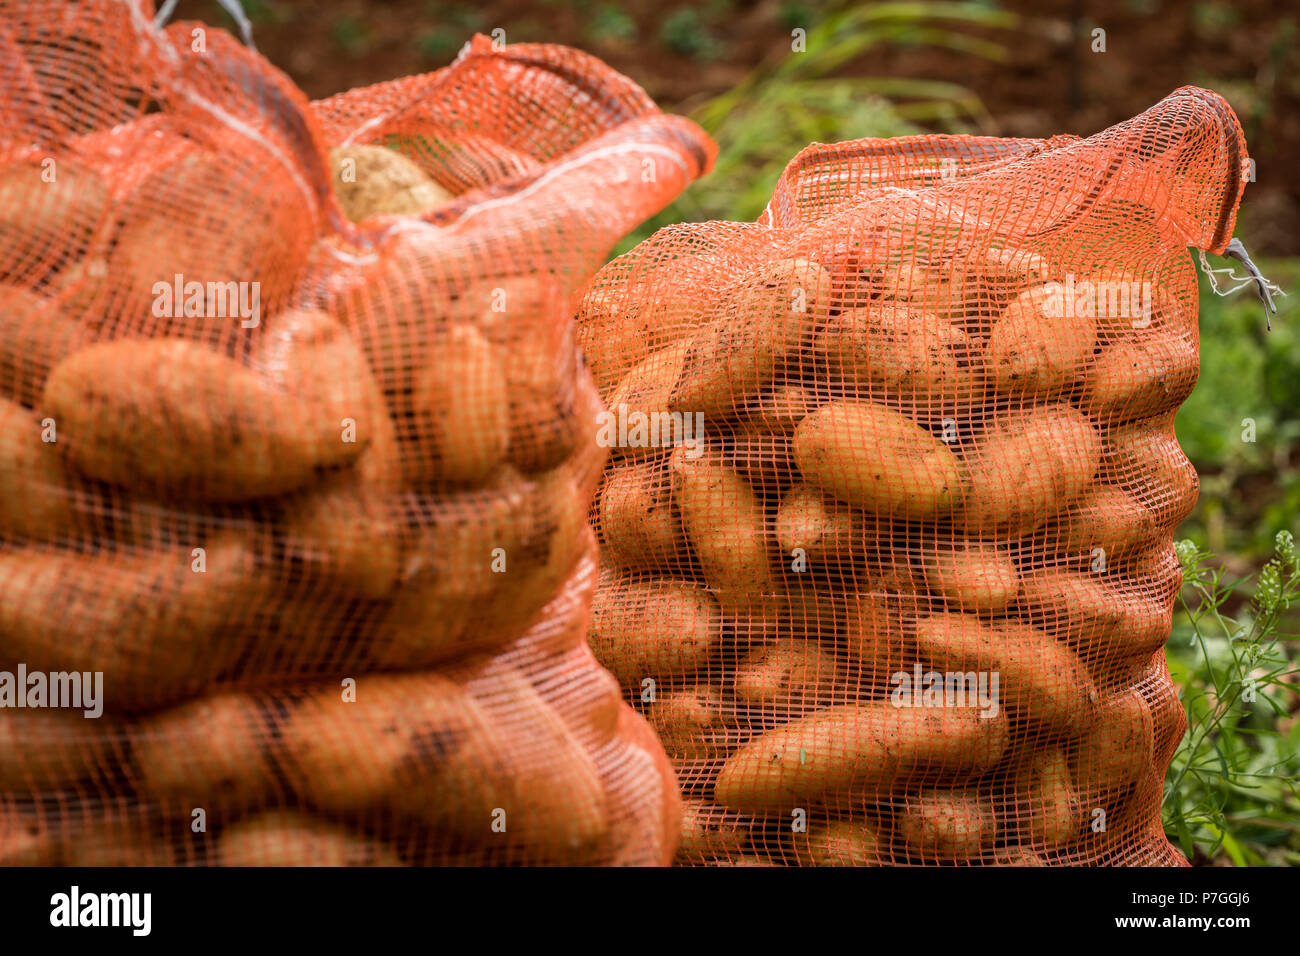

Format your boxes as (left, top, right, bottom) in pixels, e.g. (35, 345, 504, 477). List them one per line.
(174, 0, 1299, 864)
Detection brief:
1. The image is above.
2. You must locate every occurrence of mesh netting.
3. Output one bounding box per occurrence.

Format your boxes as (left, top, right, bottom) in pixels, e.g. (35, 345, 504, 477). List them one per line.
(0, 0, 713, 865)
(579, 87, 1248, 866)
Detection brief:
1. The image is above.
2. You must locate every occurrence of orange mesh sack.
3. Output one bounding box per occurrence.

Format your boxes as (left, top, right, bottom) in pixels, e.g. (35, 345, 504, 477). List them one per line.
(579, 87, 1247, 866)
(0, 0, 712, 866)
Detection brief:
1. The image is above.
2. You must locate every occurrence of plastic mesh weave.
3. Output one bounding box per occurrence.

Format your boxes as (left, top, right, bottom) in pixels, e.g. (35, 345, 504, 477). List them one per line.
(0, 0, 713, 866)
(579, 87, 1247, 866)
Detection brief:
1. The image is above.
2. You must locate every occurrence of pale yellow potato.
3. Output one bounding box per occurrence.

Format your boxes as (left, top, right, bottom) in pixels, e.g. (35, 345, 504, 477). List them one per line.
(1043, 483, 1159, 564)
(959, 404, 1101, 536)
(910, 612, 1097, 730)
(1104, 422, 1199, 526)
(221, 811, 405, 866)
(597, 456, 682, 571)
(741, 382, 821, 433)
(588, 573, 721, 685)
(987, 283, 1097, 396)
(671, 448, 776, 603)
(330, 144, 455, 222)
(44, 339, 363, 500)
(914, 539, 1020, 612)
(794, 401, 962, 518)
(713, 702, 1009, 811)
(896, 789, 996, 860)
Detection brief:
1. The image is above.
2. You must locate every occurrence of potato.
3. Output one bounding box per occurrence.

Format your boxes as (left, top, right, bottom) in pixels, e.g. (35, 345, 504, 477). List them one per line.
(775, 483, 865, 564)
(1085, 330, 1198, 423)
(959, 404, 1101, 535)
(108, 150, 307, 340)
(972, 246, 1052, 288)
(0, 397, 82, 541)
(987, 283, 1097, 395)
(1016, 567, 1172, 664)
(221, 811, 404, 866)
(713, 702, 1009, 811)
(993, 846, 1050, 866)
(1071, 688, 1154, 799)
(0, 710, 115, 790)
(588, 574, 721, 685)
(671, 448, 776, 603)
(597, 456, 682, 571)
(896, 789, 996, 860)
(330, 144, 455, 222)
(0, 533, 266, 710)
(0, 157, 107, 275)
(131, 692, 277, 814)
(645, 684, 731, 762)
(733, 640, 843, 709)
(794, 401, 962, 518)
(910, 613, 1097, 730)
(913, 540, 1020, 613)
(285, 669, 607, 860)
(677, 800, 752, 860)
(407, 323, 510, 484)
(1042, 483, 1158, 565)
(1008, 747, 1083, 848)
(260, 309, 403, 598)
(377, 466, 588, 666)
(0, 809, 60, 866)
(711, 852, 782, 867)
(604, 341, 692, 458)
(1104, 422, 1199, 526)
(741, 382, 820, 433)
(0, 285, 82, 408)
(792, 818, 885, 866)
(60, 819, 191, 867)
(44, 339, 364, 501)
(669, 259, 831, 416)
(816, 302, 982, 413)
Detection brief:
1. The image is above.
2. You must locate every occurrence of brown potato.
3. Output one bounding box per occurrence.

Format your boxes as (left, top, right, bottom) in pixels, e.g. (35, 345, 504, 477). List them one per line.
(0, 285, 82, 408)
(597, 456, 682, 572)
(913, 540, 1020, 613)
(645, 684, 733, 762)
(794, 401, 962, 518)
(0, 157, 107, 277)
(733, 640, 843, 710)
(775, 483, 865, 565)
(44, 339, 364, 501)
(588, 573, 721, 685)
(910, 613, 1097, 731)
(987, 283, 1097, 396)
(221, 811, 405, 866)
(677, 799, 752, 860)
(0, 397, 82, 541)
(896, 789, 997, 860)
(0, 709, 116, 791)
(959, 404, 1101, 536)
(791, 818, 886, 866)
(1085, 330, 1198, 423)
(1007, 747, 1083, 849)
(713, 702, 1009, 811)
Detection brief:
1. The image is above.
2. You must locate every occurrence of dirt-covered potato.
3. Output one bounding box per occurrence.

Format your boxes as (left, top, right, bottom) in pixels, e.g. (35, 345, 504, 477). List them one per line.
(330, 144, 455, 221)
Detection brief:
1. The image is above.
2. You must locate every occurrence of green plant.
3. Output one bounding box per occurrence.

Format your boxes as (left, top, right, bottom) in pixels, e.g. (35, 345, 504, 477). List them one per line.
(1164, 532, 1300, 865)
